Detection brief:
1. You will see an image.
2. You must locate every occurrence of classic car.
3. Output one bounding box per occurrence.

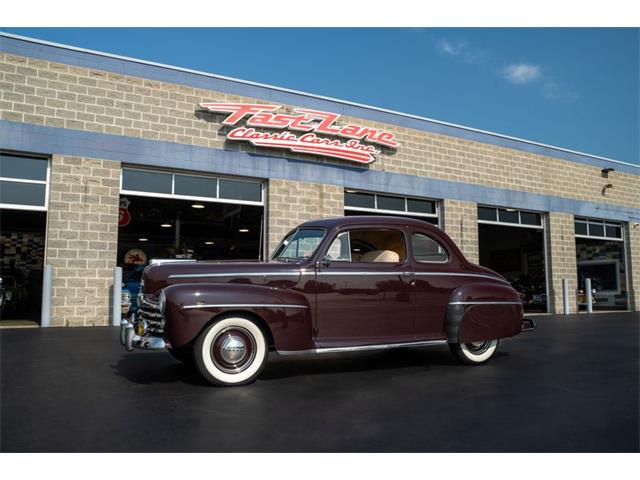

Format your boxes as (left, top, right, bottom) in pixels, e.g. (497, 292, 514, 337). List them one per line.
(120, 216, 535, 386)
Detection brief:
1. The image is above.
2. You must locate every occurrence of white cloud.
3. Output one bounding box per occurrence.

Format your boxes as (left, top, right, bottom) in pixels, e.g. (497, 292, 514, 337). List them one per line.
(438, 39, 464, 56)
(436, 38, 487, 64)
(502, 63, 542, 84)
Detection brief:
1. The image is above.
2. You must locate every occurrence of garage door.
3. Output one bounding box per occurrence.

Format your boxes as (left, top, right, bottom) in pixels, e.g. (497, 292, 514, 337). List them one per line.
(0, 152, 50, 326)
(575, 217, 628, 311)
(478, 205, 548, 313)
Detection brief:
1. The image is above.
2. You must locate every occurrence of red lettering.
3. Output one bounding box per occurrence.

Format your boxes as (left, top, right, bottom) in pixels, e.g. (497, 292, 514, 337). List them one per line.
(199, 103, 280, 125)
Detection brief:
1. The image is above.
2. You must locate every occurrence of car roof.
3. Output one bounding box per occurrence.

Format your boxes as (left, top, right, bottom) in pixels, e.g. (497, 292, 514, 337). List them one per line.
(298, 215, 440, 231)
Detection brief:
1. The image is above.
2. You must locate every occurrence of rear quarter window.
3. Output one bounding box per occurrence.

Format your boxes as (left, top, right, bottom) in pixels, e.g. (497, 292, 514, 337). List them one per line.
(412, 233, 449, 263)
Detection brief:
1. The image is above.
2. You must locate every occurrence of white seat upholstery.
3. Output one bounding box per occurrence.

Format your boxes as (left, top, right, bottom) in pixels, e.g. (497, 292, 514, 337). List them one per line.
(360, 250, 400, 263)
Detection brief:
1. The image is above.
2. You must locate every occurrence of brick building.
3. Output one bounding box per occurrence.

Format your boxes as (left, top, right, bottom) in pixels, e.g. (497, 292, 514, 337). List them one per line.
(0, 32, 638, 327)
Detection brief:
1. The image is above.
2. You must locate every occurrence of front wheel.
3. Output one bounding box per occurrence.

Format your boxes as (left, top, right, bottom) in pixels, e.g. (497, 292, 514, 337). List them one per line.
(449, 339, 499, 365)
(194, 316, 268, 386)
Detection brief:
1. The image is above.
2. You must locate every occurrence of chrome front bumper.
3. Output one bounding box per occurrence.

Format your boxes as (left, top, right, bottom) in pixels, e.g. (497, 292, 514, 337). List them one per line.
(120, 314, 169, 351)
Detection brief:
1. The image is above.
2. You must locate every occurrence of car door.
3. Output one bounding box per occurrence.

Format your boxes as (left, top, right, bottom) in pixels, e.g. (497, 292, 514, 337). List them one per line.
(314, 226, 415, 347)
(410, 230, 456, 340)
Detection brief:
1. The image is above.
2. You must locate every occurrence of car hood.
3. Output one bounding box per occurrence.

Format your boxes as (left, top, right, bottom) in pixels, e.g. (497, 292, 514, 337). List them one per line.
(142, 259, 303, 294)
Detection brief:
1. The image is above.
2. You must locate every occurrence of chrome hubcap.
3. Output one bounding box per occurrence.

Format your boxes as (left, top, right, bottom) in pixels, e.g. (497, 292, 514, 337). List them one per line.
(219, 335, 247, 364)
(211, 327, 257, 374)
(466, 340, 491, 354)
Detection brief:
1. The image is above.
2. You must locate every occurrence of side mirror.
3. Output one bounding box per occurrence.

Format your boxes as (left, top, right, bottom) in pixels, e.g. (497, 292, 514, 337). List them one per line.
(321, 255, 332, 267)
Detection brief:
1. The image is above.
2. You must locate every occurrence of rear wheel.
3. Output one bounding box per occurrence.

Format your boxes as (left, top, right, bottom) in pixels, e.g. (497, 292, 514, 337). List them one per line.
(449, 339, 499, 365)
(194, 316, 268, 386)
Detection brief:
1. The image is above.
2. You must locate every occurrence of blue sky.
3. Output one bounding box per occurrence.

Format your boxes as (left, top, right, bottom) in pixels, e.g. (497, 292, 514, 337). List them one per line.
(3, 28, 639, 164)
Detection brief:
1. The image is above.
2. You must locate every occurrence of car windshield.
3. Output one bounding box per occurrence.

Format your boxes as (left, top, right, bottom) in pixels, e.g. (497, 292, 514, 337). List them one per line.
(272, 228, 326, 260)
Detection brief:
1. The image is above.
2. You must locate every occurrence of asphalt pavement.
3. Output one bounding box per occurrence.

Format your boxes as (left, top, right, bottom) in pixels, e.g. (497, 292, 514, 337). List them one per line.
(1, 312, 638, 452)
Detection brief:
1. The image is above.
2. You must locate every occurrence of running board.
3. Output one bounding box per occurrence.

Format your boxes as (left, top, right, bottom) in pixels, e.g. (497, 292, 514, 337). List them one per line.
(277, 339, 448, 356)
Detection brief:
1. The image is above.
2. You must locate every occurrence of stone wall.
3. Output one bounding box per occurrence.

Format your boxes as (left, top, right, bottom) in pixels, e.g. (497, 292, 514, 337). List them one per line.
(441, 199, 479, 264)
(267, 179, 343, 255)
(45, 156, 120, 326)
(546, 213, 579, 314)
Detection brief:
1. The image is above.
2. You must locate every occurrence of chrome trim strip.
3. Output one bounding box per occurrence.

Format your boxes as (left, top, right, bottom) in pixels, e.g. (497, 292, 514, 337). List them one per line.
(182, 303, 308, 310)
(316, 271, 409, 276)
(278, 339, 448, 356)
(169, 270, 505, 282)
(449, 301, 523, 305)
(168, 272, 299, 279)
(314, 270, 507, 283)
(413, 272, 508, 283)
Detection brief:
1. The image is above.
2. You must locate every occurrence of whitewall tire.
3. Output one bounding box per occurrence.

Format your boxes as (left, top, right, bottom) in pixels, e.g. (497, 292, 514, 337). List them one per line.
(449, 339, 499, 365)
(194, 316, 268, 386)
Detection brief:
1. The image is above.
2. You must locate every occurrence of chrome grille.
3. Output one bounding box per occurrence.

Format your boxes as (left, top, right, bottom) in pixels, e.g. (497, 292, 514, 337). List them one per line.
(137, 295, 165, 336)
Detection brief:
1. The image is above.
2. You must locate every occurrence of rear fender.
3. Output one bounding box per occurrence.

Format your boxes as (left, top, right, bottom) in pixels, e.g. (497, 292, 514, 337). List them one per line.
(446, 283, 523, 344)
(162, 283, 313, 350)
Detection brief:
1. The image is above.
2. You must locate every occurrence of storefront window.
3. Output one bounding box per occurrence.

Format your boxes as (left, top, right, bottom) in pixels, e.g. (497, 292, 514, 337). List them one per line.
(478, 206, 543, 228)
(0, 181, 47, 206)
(344, 189, 438, 224)
(0, 153, 49, 210)
(174, 174, 217, 198)
(121, 168, 263, 204)
(0, 153, 48, 181)
(121, 169, 172, 194)
(344, 191, 375, 209)
(575, 217, 623, 240)
(377, 195, 405, 211)
(219, 179, 262, 202)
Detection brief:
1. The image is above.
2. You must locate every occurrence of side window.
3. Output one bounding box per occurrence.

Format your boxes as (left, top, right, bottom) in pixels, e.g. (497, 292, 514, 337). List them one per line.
(326, 231, 351, 261)
(326, 228, 406, 263)
(412, 233, 449, 263)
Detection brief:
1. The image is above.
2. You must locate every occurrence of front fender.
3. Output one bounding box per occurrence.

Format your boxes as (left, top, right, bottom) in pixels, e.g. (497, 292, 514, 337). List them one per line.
(446, 282, 523, 344)
(162, 283, 313, 350)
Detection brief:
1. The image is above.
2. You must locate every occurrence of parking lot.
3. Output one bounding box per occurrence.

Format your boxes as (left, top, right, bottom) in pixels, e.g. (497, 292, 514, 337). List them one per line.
(1, 312, 638, 452)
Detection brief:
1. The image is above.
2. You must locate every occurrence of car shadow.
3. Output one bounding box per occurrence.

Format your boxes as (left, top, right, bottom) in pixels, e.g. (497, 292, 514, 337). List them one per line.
(111, 347, 509, 385)
(111, 353, 210, 386)
(260, 347, 509, 381)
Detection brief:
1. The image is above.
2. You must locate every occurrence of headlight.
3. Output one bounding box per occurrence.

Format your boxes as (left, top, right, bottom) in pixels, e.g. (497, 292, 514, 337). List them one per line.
(158, 289, 166, 315)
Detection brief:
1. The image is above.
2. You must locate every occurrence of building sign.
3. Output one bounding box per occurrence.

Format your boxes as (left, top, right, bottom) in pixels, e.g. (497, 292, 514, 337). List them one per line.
(199, 103, 399, 164)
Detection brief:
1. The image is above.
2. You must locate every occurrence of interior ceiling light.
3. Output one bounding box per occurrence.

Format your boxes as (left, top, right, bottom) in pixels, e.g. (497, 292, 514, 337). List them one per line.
(239, 228, 249, 233)
(191, 204, 205, 209)
(205, 241, 214, 245)
(161, 223, 172, 228)
(138, 238, 148, 242)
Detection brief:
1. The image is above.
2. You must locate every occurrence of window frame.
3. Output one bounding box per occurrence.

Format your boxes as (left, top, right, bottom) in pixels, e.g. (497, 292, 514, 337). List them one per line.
(271, 227, 327, 261)
(325, 231, 352, 262)
(120, 167, 264, 206)
(574, 217, 624, 242)
(0, 152, 50, 211)
(476, 205, 543, 229)
(322, 226, 409, 264)
(410, 231, 451, 264)
(344, 189, 439, 220)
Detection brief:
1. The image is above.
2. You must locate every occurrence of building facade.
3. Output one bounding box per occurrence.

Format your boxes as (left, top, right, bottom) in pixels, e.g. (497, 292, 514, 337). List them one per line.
(1, 32, 638, 327)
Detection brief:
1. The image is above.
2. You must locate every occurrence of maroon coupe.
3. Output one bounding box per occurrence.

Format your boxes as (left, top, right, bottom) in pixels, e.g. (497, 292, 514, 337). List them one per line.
(120, 216, 535, 386)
